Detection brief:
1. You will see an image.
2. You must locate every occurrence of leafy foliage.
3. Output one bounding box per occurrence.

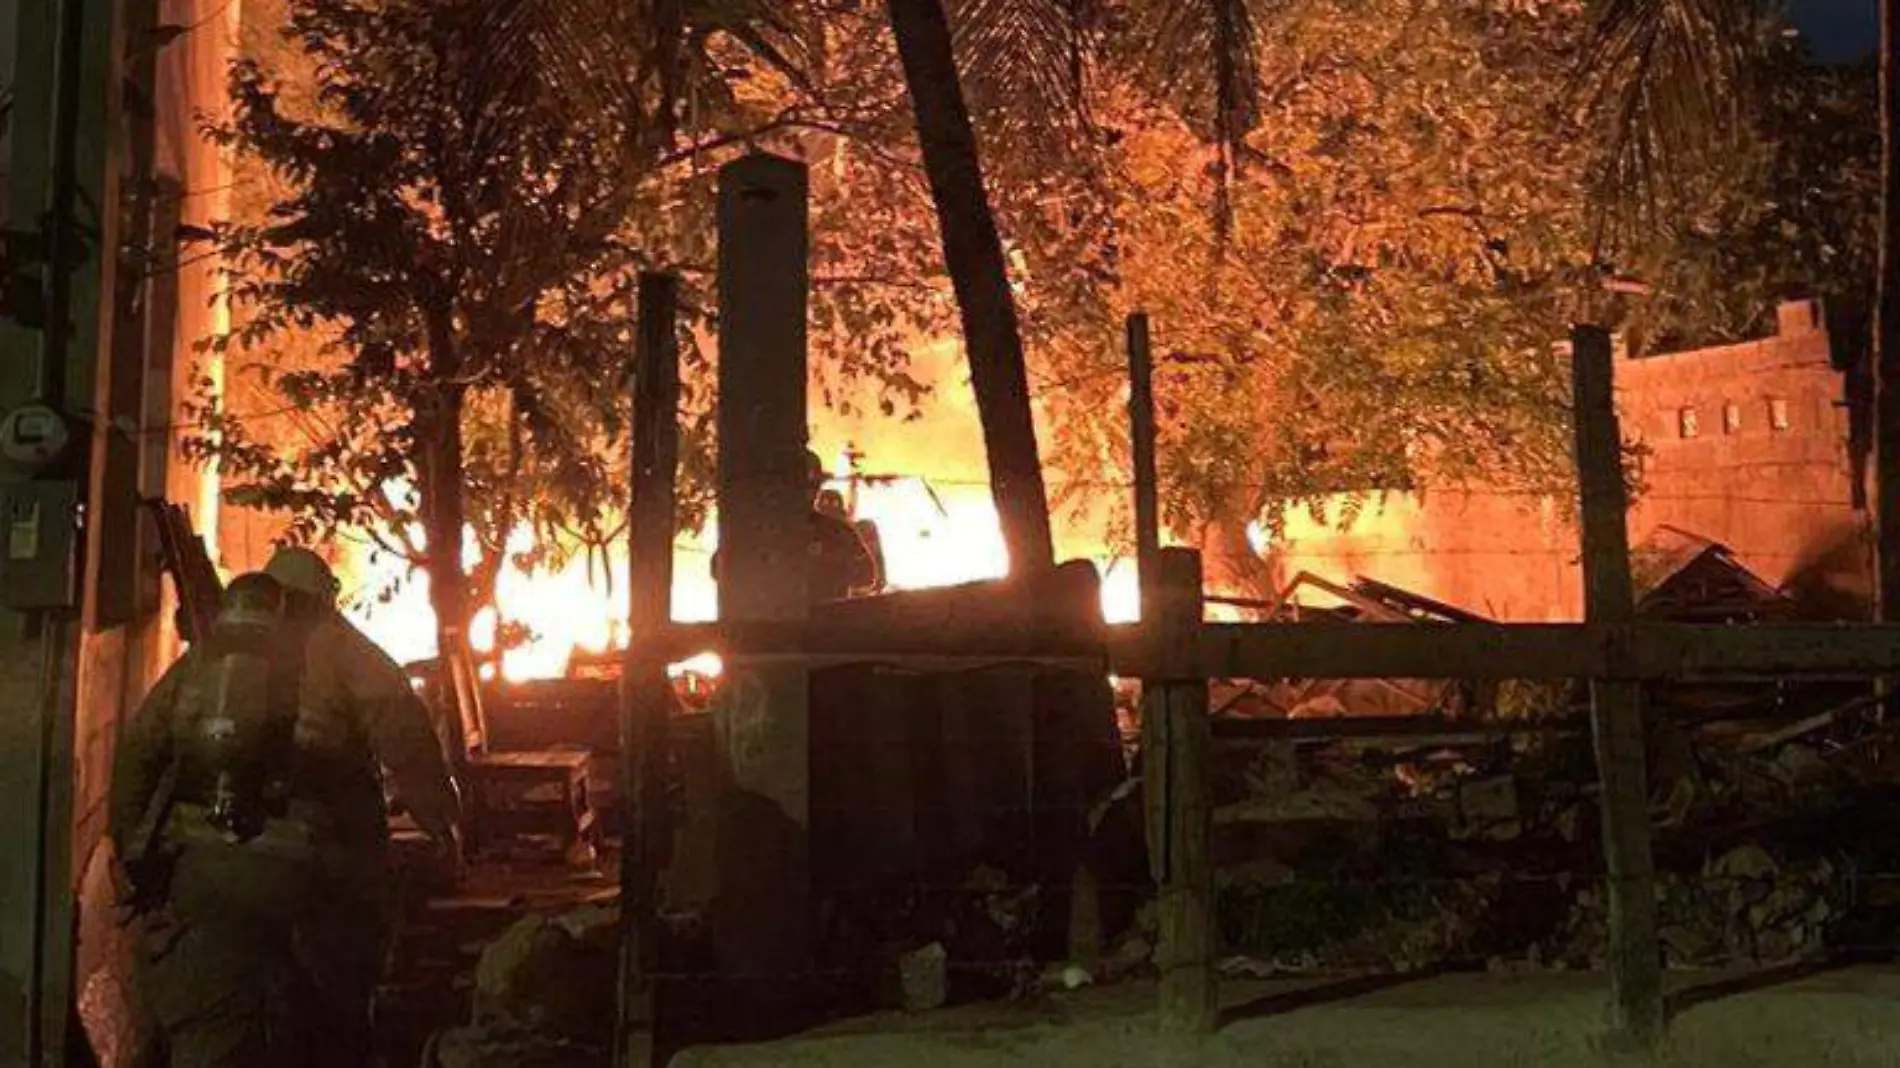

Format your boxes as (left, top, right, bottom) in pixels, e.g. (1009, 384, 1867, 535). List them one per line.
(998, 0, 1873, 549)
(194, 0, 1875, 623)
(193, 0, 962, 640)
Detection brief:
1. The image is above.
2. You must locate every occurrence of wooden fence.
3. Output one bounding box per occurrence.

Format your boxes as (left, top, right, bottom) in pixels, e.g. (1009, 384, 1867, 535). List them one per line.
(617, 267, 1900, 1060)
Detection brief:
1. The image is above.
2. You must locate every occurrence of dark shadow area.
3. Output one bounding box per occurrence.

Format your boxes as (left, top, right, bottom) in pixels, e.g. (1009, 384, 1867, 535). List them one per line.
(1219, 966, 1451, 1029)
(1664, 951, 1881, 1020)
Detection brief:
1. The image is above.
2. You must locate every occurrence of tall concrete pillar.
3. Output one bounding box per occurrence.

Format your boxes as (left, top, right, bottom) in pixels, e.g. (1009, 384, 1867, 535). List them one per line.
(711, 152, 812, 1021)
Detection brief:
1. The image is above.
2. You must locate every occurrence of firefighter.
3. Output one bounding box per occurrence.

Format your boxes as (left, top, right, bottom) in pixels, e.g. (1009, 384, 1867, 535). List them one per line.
(805, 450, 882, 600)
(110, 551, 462, 1068)
(708, 450, 883, 602)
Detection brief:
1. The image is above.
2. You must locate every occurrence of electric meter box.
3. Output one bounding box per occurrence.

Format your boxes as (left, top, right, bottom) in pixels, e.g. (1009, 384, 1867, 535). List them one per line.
(0, 404, 73, 473)
(0, 480, 80, 609)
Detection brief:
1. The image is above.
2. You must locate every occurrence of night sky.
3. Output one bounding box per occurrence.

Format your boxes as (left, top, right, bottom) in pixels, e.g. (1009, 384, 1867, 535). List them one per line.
(1791, 0, 1877, 61)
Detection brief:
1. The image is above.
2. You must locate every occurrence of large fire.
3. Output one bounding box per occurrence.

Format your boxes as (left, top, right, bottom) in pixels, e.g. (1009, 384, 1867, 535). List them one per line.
(344, 470, 1142, 684)
(341, 335, 1142, 680)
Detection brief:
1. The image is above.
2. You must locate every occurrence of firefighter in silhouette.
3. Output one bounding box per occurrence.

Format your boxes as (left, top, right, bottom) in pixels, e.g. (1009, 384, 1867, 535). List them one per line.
(111, 550, 462, 1068)
(805, 450, 883, 600)
(711, 450, 882, 602)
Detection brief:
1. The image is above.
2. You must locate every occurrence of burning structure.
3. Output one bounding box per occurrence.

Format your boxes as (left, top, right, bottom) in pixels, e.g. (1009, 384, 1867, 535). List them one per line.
(7, 0, 1894, 1064)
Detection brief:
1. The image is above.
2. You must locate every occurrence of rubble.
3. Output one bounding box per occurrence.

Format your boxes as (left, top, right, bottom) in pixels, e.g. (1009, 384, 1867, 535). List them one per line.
(896, 942, 950, 1012)
(1539, 846, 1842, 970)
(1196, 663, 1887, 977)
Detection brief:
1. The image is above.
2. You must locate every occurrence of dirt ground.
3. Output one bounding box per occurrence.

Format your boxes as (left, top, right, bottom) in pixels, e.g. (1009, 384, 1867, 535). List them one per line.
(671, 965, 1900, 1068)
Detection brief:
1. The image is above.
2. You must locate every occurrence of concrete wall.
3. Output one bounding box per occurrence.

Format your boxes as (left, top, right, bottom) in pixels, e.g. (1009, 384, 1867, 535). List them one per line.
(1271, 302, 1870, 622)
(0, 1, 233, 1063)
(1273, 490, 1584, 622)
(1619, 300, 1869, 615)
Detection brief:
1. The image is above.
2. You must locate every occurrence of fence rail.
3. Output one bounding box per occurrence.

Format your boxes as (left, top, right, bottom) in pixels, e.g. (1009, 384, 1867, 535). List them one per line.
(654, 621, 1900, 682)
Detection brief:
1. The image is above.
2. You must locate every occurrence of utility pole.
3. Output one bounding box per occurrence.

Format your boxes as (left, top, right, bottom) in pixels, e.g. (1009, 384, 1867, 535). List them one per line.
(0, 0, 126, 1063)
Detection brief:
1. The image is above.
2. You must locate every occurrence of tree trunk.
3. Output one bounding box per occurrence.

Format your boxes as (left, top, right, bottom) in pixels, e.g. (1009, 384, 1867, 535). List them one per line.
(885, 0, 1055, 577)
(421, 308, 476, 741)
(1876, 0, 1900, 638)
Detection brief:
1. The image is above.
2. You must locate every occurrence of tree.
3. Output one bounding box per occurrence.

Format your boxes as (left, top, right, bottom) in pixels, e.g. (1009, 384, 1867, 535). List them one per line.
(191, 0, 749, 671)
(886, 0, 1055, 576)
(195, 0, 963, 669)
(916, 0, 1866, 610)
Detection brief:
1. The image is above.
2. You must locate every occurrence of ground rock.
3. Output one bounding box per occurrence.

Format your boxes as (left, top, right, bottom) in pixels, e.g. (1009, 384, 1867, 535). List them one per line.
(898, 942, 949, 1012)
(472, 905, 619, 1042)
(1452, 776, 1521, 841)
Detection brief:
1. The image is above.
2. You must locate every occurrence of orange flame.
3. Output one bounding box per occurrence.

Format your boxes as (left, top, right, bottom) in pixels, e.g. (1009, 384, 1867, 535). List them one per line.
(344, 493, 1139, 683)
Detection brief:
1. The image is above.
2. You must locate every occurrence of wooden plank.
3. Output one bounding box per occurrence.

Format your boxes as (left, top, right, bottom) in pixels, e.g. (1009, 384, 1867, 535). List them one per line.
(1212, 714, 1585, 744)
(1177, 624, 1900, 682)
(1127, 312, 1160, 623)
(1142, 549, 1216, 1033)
(652, 620, 1900, 680)
(618, 272, 680, 1068)
(1625, 625, 1900, 679)
(1573, 324, 1663, 1048)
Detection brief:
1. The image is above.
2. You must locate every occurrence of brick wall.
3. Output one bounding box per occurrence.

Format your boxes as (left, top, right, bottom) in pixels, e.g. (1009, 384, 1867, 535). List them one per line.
(1620, 300, 1869, 615)
(1270, 301, 1871, 622)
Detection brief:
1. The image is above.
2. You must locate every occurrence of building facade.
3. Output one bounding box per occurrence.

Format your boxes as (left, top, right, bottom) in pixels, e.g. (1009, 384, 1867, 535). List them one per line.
(0, 1, 235, 1063)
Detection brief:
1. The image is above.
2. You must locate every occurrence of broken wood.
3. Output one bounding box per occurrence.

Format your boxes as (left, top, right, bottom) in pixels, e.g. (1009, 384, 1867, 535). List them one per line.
(1212, 714, 1584, 745)
(1572, 324, 1664, 1048)
(618, 271, 681, 1068)
(1142, 548, 1216, 1033)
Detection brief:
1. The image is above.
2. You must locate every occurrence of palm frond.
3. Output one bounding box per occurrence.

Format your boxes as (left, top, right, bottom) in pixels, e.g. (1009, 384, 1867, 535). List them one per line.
(1116, 0, 1267, 245)
(478, 0, 661, 131)
(948, 0, 1100, 144)
(1580, 0, 1765, 242)
(1121, 0, 1261, 150)
(472, 0, 821, 149)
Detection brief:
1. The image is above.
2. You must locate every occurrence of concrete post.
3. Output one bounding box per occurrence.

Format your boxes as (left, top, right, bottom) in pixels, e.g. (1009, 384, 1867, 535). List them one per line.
(711, 152, 813, 1018)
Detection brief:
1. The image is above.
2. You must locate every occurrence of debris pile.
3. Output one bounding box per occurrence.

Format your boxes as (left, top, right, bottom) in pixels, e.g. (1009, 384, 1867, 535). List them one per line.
(822, 863, 1051, 1011)
(1541, 846, 1843, 969)
(1128, 548, 1900, 979)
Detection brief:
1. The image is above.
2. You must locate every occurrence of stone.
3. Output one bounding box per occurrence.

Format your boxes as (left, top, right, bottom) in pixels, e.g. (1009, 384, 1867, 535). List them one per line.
(1110, 933, 1153, 975)
(1243, 743, 1302, 797)
(1039, 963, 1094, 991)
(472, 906, 619, 1043)
(1458, 775, 1519, 824)
(1709, 844, 1777, 884)
(898, 942, 949, 1012)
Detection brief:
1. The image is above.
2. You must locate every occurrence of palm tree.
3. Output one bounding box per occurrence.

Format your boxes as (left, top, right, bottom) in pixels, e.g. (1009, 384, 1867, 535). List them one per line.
(472, 0, 1269, 583)
(881, 0, 1268, 578)
(886, 0, 1056, 576)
